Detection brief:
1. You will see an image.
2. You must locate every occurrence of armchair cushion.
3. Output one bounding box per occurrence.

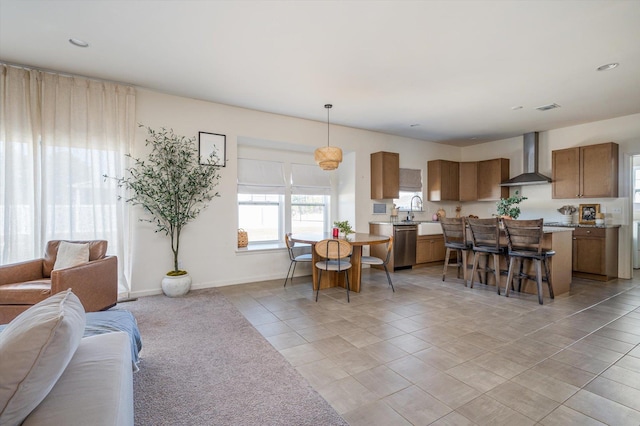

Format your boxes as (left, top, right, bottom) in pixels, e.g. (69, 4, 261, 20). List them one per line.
(0, 289, 86, 426)
(43, 240, 107, 278)
(53, 241, 90, 271)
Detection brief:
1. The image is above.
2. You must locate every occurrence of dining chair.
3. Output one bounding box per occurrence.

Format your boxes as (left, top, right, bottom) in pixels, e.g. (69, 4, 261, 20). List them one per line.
(360, 236, 394, 292)
(440, 217, 472, 284)
(283, 233, 312, 287)
(502, 219, 555, 305)
(314, 239, 352, 302)
(466, 217, 508, 294)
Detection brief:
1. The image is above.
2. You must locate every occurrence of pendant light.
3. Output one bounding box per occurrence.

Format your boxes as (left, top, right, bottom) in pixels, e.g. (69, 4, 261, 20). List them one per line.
(314, 104, 342, 170)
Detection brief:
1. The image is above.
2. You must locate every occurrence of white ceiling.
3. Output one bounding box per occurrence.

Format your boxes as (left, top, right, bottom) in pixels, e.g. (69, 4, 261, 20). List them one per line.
(1, 0, 639, 146)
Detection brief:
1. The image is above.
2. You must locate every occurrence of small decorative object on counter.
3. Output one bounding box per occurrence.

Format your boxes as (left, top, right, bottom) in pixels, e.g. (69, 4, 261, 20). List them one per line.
(332, 227, 339, 238)
(390, 203, 399, 223)
(557, 205, 577, 224)
(432, 213, 439, 221)
(437, 208, 446, 219)
(595, 212, 605, 226)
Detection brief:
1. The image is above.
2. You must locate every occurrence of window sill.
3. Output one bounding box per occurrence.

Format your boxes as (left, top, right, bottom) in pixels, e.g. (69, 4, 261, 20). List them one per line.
(236, 242, 287, 254)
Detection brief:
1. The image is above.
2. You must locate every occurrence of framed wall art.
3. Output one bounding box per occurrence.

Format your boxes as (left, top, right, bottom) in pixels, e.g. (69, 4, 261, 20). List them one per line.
(578, 203, 600, 224)
(198, 131, 226, 167)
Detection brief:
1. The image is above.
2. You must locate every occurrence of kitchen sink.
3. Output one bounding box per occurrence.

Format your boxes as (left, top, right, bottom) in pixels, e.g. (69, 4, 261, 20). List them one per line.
(418, 222, 443, 235)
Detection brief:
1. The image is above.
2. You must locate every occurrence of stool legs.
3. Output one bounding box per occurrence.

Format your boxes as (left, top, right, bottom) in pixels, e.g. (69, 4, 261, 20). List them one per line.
(504, 256, 555, 304)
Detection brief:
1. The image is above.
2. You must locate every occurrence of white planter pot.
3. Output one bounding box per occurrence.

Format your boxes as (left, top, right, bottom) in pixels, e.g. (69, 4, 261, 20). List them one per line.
(561, 214, 572, 225)
(161, 273, 192, 297)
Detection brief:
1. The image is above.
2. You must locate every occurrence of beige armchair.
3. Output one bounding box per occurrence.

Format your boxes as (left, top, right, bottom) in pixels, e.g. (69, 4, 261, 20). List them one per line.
(0, 240, 117, 324)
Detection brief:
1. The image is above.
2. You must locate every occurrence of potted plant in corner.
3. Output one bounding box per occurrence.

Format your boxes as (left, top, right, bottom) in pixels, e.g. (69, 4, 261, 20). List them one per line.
(496, 190, 528, 220)
(108, 125, 222, 297)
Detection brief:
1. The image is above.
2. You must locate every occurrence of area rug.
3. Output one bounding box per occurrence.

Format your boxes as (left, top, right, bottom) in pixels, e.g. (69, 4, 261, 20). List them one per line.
(124, 287, 347, 426)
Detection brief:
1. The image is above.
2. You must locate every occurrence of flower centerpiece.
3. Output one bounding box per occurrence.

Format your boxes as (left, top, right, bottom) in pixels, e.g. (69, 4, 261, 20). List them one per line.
(333, 220, 354, 239)
(496, 190, 528, 220)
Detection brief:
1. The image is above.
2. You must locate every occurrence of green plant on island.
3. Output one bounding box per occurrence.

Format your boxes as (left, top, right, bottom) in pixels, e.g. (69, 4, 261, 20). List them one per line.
(106, 125, 222, 275)
(333, 220, 354, 238)
(496, 190, 528, 220)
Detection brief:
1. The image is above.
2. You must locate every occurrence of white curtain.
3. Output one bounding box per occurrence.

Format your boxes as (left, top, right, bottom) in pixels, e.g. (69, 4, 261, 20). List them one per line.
(0, 64, 135, 295)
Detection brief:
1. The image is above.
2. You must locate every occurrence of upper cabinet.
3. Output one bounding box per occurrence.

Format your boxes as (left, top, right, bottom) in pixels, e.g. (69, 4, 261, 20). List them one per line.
(552, 142, 618, 199)
(477, 158, 509, 201)
(371, 151, 399, 199)
(427, 160, 459, 201)
(459, 162, 478, 202)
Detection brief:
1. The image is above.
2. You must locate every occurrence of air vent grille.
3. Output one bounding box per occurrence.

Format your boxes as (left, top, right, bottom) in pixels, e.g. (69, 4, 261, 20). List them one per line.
(535, 103, 561, 111)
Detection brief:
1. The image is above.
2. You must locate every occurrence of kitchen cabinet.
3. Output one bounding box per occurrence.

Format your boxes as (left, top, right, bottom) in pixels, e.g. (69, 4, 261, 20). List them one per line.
(552, 142, 618, 199)
(572, 227, 619, 281)
(371, 151, 399, 199)
(416, 235, 446, 264)
(477, 158, 509, 201)
(427, 160, 459, 201)
(459, 162, 478, 201)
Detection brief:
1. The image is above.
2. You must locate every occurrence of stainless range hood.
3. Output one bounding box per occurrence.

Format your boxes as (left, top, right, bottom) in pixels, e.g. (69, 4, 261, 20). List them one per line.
(501, 132, 552, 186)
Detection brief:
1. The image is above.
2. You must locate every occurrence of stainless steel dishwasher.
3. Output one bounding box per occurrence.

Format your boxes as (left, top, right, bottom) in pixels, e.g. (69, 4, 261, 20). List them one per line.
(393, 224, 417, 269)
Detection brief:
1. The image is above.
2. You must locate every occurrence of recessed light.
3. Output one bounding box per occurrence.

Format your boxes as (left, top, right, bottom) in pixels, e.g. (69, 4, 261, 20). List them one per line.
(409, 124, 420, 127)
(69, 38, 89, 48)
(597, 62, 618, 71)
(511, 106, 523, 110)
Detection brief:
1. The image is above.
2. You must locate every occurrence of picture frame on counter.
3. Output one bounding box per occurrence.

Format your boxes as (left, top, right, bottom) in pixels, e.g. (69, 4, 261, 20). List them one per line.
(579, 203, 600, 224)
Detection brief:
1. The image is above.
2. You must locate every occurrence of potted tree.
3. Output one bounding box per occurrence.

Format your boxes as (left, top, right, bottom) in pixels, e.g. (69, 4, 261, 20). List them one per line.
(496, 190, 528, 220)
(109, 125, 222, 297)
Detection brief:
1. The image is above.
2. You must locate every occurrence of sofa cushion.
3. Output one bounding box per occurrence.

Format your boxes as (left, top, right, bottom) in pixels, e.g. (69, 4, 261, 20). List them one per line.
(53, 241, 90, 271)
(0, 289, 86, 426)
(0, 281, 51, 305)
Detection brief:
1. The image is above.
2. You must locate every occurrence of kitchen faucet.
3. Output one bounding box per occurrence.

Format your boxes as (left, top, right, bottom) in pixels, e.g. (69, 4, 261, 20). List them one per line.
(409, 195, 423, 220)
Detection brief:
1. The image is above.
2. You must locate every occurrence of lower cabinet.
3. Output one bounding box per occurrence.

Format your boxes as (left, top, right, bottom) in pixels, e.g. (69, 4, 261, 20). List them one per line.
(572, 227, 618, 281)
(416, 235, 446, 264)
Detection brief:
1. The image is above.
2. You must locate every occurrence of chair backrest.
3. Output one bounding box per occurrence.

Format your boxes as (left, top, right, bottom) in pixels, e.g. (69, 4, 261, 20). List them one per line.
(466, 218, 501, 250)
(503, 219, 544, 255)
(284, 233, 296, 261)
(43, 240, 108, 277)
(440, 217, 467, 246)
(315, 239, 351, 260)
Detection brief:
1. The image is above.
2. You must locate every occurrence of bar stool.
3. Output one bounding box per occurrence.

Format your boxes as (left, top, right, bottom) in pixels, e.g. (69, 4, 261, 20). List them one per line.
(466, 217, 508, 294)
(440, 217, 472, 284)
(503, 219, 555, 305)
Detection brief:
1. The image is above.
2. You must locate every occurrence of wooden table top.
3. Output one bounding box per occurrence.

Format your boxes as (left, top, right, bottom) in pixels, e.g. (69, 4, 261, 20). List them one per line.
(290, 232, 389, 246)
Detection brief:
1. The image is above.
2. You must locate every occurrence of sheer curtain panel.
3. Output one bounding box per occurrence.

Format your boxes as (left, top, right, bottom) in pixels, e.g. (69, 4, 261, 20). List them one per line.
(0, 64, 135, 295)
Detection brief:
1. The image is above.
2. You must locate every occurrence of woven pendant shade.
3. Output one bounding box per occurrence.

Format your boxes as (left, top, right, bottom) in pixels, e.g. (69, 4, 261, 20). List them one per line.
(315, 103, 342, 171)
(314, 146, 343, 170)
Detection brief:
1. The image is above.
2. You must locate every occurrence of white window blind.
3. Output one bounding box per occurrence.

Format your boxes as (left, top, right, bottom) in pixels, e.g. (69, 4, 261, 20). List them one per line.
(399, 168, 422, 192)
(237, 158, 286, 194)
(290, 163, 332, 195)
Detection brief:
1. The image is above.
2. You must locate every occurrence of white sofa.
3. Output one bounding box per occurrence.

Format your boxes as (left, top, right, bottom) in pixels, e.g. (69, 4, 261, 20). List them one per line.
(22, 332, 133, 425)
(0, 290, 134, 426)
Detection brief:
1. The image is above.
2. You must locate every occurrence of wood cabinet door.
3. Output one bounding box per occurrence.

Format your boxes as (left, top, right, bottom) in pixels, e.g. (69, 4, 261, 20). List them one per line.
(581, 142, 618, 198)
(459, 162, 478, 201)
(416, 238, 430, 264)
(477, 158, 509, 201)
(371, 152, 399, 199)
(572, 235, 605, 275)
(552, 147, 580, 199)
(427, 160, 459, 201)
(417, 235, 446, 263)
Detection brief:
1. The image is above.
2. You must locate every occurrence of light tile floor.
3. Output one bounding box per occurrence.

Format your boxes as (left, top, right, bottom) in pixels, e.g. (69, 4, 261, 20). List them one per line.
(219, 266, 640, 425)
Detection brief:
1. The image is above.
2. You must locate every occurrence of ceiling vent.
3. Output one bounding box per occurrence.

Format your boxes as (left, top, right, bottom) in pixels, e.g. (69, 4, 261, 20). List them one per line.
(535, 103, 561, 111)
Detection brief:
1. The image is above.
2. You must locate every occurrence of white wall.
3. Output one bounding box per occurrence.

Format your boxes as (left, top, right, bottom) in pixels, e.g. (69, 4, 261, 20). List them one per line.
(131, 88, 639, 296)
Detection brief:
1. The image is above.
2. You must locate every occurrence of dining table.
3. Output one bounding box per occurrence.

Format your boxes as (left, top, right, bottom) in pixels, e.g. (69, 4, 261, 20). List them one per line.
(289, 232, 390, 293)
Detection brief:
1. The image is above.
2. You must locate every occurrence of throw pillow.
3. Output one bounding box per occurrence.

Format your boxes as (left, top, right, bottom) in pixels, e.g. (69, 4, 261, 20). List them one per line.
(0, 289, 86, 426)
(53, 241, 89, 270)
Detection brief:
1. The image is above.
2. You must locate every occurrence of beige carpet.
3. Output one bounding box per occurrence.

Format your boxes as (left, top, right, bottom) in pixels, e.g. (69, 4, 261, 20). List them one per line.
(125, 287, 347, 425)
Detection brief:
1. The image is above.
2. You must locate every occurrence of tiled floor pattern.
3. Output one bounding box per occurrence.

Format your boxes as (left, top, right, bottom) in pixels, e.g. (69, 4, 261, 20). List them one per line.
(219, 266, 640, 425)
